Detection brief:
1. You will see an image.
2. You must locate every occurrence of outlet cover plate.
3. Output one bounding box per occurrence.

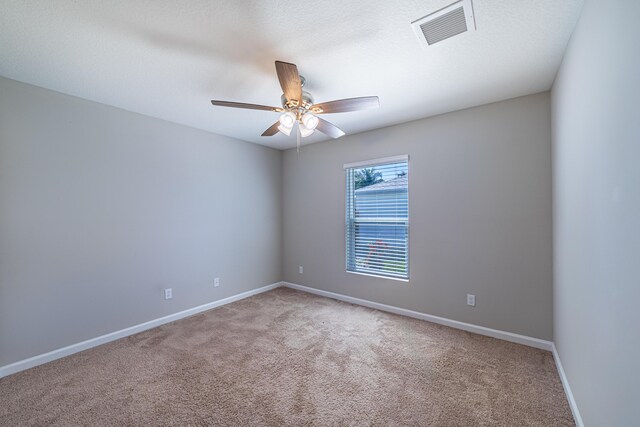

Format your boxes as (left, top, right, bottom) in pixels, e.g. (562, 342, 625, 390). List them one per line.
(467, 294, 476, 306)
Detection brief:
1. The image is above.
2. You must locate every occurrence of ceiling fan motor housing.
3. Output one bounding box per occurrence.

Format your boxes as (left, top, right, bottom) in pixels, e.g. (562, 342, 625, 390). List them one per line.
(281, 90, 314, 111)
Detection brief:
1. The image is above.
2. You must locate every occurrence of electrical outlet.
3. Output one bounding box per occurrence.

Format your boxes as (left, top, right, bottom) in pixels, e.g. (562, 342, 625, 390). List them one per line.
(299, 266, 303, 274)
(467, 294, 476, 307)
(214, 277, 220, 287)
(164, 288, 173, 300)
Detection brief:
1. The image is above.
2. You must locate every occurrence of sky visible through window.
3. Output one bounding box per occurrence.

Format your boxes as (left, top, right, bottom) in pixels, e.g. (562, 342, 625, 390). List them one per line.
(356, 164, 407, 182)
(353, 162, 408, 191)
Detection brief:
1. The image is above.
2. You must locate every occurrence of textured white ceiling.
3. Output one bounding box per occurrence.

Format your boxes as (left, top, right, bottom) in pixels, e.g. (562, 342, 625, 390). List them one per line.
(0, 0, 583, 149)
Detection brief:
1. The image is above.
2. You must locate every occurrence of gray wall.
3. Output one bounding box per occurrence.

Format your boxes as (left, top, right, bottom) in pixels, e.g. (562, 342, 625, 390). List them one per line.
(0, 77, 282, 366)
(283, 92, 553, 340)
(551, 0, 640, 425)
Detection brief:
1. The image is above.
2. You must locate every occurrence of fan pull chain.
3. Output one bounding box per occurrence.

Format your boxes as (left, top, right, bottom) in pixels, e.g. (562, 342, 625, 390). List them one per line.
(297, 123, 301, 154)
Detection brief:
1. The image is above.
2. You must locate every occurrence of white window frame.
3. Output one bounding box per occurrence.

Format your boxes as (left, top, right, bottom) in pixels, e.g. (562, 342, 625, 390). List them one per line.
(344, 155, 410, 282)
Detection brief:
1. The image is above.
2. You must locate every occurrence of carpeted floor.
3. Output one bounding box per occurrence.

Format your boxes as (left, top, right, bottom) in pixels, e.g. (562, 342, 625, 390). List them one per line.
(0, 287, 574, 426)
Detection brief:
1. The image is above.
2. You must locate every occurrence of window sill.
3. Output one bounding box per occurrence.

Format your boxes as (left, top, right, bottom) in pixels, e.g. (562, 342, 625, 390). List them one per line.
(346, 270, 409, 283)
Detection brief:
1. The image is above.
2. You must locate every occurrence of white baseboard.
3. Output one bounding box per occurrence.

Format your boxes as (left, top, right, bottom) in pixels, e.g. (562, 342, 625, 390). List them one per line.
(0, 282, 281, 378)
(552, 343, 584, 427)
(282, 282, 553, 351)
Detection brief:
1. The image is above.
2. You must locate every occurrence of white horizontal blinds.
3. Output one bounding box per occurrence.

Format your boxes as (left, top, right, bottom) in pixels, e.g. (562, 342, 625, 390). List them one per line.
(346, 158, 409, 279)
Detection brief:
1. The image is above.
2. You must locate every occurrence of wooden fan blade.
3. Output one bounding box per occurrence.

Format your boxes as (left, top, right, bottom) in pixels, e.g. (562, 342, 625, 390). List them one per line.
(275, 61, 302, 106)
(261, 121, 281, 136)
(211, 100, 282, 112)
(316, 117, 345, 139)
(310, 96, 379, 114)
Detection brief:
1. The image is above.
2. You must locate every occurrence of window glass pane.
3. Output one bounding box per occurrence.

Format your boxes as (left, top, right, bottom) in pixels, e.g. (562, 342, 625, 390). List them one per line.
(346, 159, 409, 279)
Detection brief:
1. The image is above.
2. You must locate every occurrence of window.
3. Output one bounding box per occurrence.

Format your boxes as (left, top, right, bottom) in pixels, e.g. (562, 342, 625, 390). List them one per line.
(345, 155, 409, 280)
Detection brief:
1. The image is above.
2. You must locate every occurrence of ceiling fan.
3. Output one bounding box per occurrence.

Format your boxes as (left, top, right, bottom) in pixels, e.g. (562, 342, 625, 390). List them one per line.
(211, 61, 379, 141)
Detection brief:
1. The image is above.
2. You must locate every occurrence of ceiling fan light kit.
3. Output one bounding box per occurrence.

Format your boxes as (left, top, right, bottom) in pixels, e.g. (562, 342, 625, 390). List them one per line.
(277, 123, 292, 137)
(299, 123, 314, 138)
(211, 60, 380, 143)
(301, 112, 319, 130)
(279, 111, 296, 128)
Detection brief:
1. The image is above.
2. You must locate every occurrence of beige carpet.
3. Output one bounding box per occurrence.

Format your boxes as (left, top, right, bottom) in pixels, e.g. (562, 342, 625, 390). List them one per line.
(0, 287, 574, 426)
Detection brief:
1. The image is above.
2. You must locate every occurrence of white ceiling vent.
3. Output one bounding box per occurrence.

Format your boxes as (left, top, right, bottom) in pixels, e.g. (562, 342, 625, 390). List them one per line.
(411, 0, 476, 46)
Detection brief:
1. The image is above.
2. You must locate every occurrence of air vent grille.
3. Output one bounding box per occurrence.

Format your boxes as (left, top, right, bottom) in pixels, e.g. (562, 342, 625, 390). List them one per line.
(411, 0, 476, 47)
(420, 7, 467, 45)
